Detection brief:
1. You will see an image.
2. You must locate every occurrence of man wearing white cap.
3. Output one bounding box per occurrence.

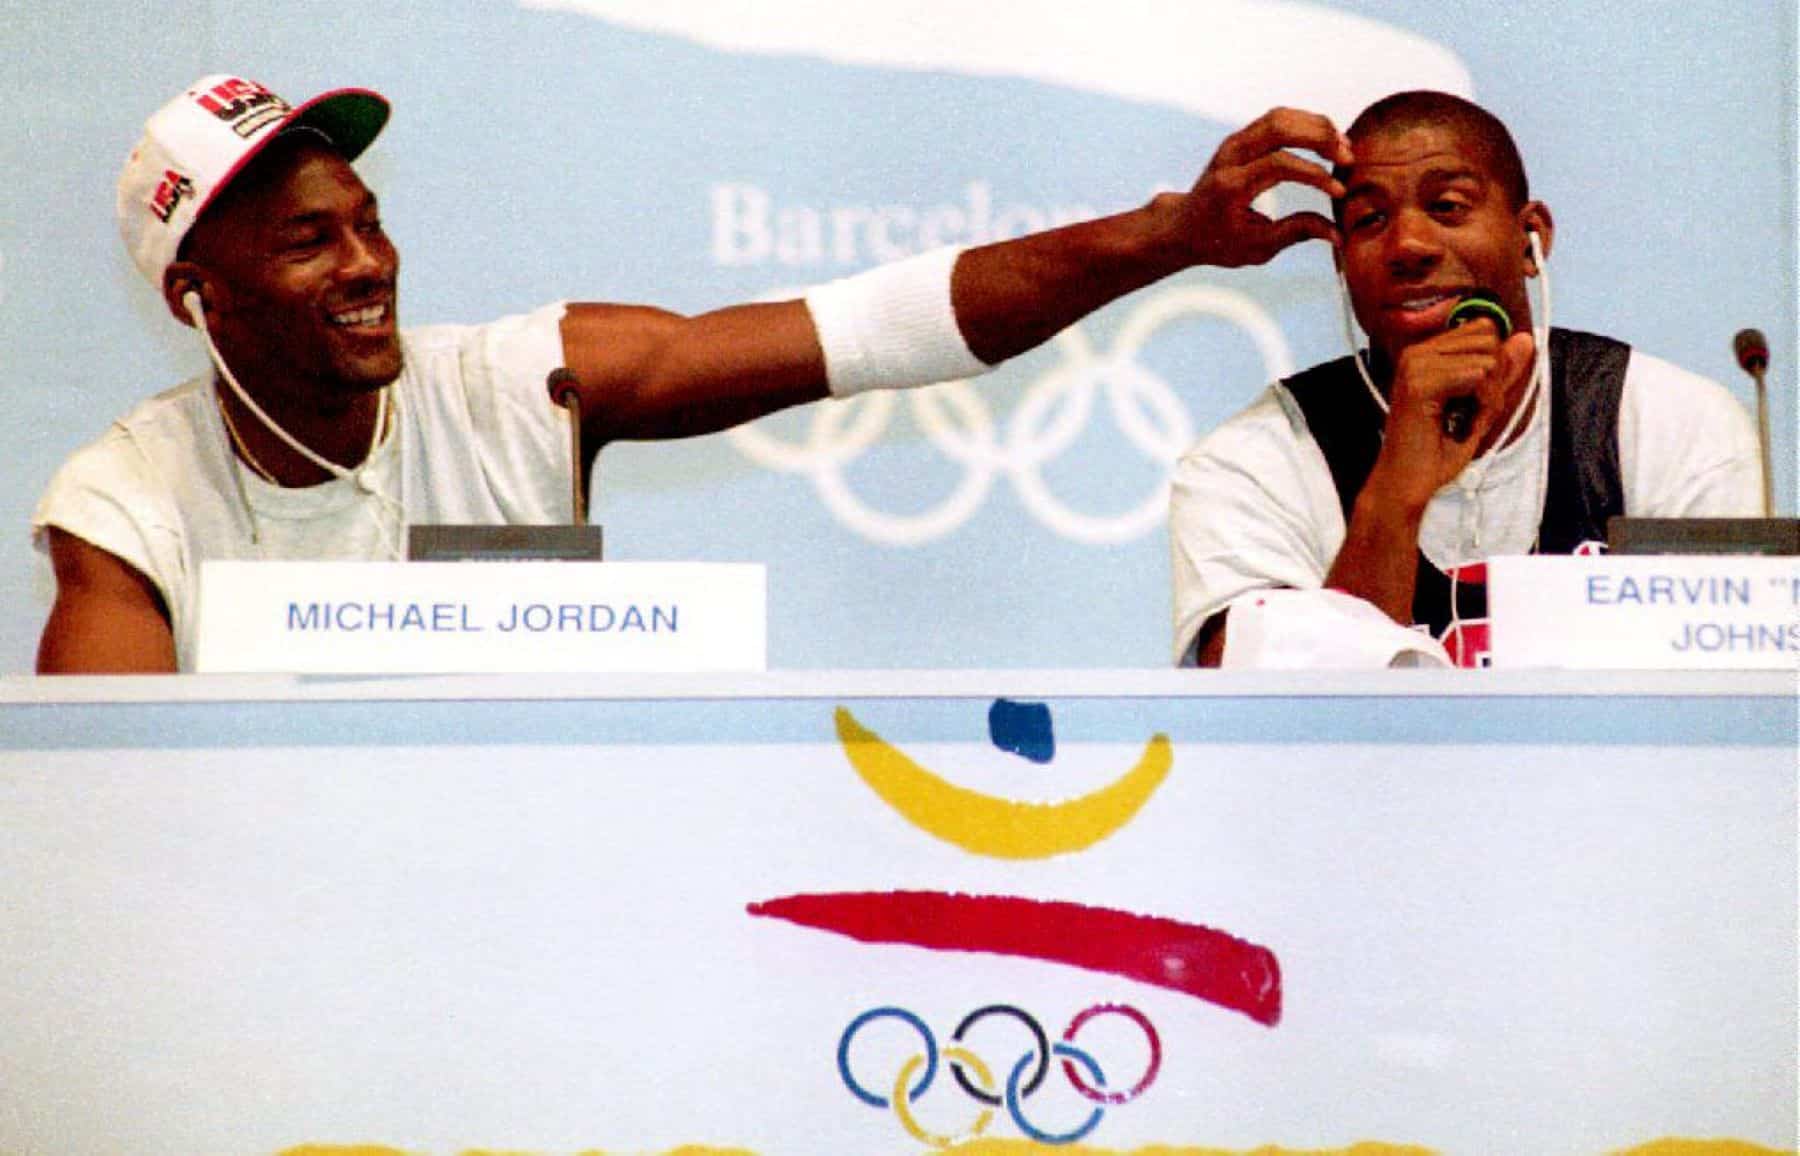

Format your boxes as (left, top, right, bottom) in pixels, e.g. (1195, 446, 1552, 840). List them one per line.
(36, 74, 1349, 672)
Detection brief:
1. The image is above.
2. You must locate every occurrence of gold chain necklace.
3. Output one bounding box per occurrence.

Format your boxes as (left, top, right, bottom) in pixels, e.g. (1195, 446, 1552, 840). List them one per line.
(215, 386, 392, 486)
(215, 389, 280, 484)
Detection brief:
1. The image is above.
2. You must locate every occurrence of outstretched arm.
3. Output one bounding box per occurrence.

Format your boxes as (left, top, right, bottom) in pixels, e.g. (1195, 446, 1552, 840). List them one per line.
(559, 108, 1352, 450)
(37, 529, 178, 674)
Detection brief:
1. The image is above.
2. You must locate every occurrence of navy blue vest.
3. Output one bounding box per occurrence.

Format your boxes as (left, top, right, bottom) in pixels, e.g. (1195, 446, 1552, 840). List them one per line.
(1282, 328, 1629, 637)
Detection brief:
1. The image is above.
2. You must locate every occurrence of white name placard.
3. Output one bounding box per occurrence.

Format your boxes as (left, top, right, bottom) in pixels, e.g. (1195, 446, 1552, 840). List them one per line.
(1488, 554, 1800, 669)
(195, 560, 765, 673)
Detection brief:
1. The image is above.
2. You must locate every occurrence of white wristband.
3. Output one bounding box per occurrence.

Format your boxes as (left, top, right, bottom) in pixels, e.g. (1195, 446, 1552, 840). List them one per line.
(804, 245, 991, 397)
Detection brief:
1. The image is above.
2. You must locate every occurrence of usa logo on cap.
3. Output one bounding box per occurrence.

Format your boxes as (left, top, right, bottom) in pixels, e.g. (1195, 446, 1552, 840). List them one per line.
(192, 77, 291, 139)
(116, 73, 390, 288)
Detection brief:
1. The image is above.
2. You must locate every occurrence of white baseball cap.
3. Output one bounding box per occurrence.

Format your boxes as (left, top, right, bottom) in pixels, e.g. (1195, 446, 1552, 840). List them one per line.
(117, 74, 389, 288)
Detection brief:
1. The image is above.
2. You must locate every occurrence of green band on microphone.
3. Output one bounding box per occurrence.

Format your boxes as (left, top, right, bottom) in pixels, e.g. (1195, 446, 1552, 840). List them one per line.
(1446, 292, 1513, 339)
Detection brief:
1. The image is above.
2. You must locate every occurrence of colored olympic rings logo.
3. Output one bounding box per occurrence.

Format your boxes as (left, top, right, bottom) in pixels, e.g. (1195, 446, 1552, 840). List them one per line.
(731, 284, 1294, 545)
(836, 1003, 1162, 1146)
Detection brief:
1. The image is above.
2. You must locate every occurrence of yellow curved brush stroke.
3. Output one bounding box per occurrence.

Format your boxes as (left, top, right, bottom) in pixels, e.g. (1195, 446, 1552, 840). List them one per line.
(278, 1139, 1791, 1155)
(284, 1137, 1432, 1145)
(914, 1137, 1432, 1145)
(1612, 1137, 1792, 1145)
(833, 706, 1171, 859)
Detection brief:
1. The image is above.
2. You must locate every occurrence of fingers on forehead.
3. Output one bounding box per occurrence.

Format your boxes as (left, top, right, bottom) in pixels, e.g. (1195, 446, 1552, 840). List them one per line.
(1250, 150, 1346, 197)
(1222, 107, 1349, 165)
(1273, 210, 1339, 248)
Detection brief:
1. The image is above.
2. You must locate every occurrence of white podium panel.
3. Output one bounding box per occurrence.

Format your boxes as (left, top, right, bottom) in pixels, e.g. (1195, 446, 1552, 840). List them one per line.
(0, 672, 1793, 1156)
(195, 560, 766, 673)
(1488, 554, 1800, 669)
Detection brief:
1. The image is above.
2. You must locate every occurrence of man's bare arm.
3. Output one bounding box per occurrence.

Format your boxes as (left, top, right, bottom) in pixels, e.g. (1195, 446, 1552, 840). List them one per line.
(37, 529, 178, 674)
(560, 108, 1352, 450)
(1323, 325, 1535, 621)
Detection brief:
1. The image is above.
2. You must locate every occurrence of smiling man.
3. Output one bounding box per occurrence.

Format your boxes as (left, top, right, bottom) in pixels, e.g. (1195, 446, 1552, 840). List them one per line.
(1170, 90, 1762, 669)
(35, 75, 1352, 673)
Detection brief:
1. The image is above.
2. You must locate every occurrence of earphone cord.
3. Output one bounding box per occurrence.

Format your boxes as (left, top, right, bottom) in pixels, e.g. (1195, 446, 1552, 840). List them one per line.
(186, 293, 403, 559)
(1336, 233, 1555, 659)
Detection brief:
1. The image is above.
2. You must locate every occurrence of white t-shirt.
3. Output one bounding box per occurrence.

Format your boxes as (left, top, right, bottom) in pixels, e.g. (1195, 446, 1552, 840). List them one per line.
(1169, 344, 1763, 665)
(33, 303, 574, 670)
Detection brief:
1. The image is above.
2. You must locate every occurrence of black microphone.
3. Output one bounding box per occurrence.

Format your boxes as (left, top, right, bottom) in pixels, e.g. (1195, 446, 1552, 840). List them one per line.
(1732, 328, 1774, 515)
(546, 368, 588, 525)
(1733, 327, 1769, 374)
(1440, 290, 1513, 442)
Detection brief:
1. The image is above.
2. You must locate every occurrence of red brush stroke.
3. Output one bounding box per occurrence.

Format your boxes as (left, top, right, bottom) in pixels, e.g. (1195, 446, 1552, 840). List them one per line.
(748, 890, 1280, 1027)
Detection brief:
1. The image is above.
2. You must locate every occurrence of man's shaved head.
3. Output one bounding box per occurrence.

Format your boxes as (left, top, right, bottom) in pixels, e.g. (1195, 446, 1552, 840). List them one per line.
(1335, 90, 1530, 213)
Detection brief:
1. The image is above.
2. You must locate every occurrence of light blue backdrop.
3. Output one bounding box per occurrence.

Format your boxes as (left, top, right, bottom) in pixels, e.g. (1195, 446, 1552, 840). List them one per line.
(4, 0, 1794, 671)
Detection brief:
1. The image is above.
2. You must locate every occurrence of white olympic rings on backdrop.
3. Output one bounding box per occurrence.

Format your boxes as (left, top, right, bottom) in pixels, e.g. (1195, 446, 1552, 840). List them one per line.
(730, 284, 1294, 545)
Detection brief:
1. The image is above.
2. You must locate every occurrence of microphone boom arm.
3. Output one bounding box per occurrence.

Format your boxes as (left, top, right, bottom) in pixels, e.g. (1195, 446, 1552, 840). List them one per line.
(546, 368, 588, 525)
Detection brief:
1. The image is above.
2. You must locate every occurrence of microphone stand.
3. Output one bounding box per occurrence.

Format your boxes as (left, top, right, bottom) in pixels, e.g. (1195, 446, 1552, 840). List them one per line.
(1733, 329, 1775, 516)
(1751, 365, 1774, 517)
(402, 368, 605, 560)
(547, 368, 588, 525)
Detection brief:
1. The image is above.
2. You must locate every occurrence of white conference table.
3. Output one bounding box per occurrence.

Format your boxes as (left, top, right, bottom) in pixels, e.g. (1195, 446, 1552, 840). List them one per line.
(2, 669, 1794, 1156)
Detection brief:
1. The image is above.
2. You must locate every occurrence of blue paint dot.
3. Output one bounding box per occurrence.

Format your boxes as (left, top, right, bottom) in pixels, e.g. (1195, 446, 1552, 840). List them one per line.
(988, 699, 1055, 764)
